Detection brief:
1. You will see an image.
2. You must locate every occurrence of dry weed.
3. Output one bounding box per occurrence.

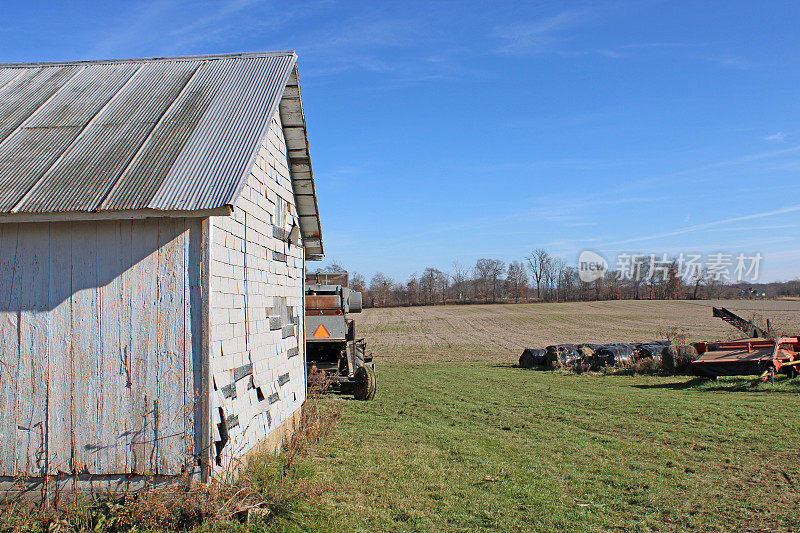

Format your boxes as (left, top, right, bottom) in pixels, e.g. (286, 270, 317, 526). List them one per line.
(0, 395, 343, 533)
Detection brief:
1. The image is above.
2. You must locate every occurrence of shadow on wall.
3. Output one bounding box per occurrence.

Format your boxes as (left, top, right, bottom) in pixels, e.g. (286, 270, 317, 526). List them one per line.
(0, 218, 201, 311)
(0, 217, 204, 479)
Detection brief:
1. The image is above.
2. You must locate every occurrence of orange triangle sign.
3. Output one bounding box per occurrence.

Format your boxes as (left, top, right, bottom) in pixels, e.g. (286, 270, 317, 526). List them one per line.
(313, 324, 330, 338)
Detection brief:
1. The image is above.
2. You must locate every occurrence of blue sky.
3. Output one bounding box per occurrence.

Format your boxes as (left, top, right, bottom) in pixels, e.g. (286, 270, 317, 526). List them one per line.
(2, 1, 799, 282)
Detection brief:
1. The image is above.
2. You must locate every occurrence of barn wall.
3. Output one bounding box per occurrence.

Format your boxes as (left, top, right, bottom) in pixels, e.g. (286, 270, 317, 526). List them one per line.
(209, 111, 306, 468)
(0, 218, 201, 480)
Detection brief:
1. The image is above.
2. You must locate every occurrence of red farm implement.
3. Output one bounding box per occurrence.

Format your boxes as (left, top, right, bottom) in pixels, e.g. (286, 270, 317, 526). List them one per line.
(692, 337, 800, 379)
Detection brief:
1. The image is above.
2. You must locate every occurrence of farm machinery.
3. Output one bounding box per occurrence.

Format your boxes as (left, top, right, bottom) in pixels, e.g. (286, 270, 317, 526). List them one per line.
(691, 307, 800, 380)
(692, 337, 800, 380)
(304, 271, 376, 400)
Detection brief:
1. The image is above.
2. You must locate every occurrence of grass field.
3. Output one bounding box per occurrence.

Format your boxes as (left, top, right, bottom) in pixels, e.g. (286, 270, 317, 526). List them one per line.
(311, 365, 800, 532)
(295, 300, 800, 532)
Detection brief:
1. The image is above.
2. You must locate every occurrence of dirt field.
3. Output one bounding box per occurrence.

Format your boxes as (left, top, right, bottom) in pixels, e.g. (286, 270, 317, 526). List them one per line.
(359, 299, 800, 363)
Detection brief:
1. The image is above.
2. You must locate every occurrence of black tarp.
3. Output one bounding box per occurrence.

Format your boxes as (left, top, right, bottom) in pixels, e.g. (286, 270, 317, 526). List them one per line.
(545, 344, 581, 367)
(594, 344, 636, 366)
(519, 348, 547, 368)
(635, 342, 672, 359)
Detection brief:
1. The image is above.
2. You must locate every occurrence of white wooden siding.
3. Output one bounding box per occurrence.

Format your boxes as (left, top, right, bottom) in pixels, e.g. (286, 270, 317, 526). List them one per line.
(0, 218, 201, 477)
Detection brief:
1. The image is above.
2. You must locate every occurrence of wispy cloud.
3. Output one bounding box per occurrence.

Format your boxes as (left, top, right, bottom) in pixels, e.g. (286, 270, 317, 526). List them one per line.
(763, 131, 787, 143)
(87, 0, 326, 58)
(602, 203, 800, 247)
(702, 54, 755, 70)
(492, 10, 589, 55)
(598, 41, 703, 59)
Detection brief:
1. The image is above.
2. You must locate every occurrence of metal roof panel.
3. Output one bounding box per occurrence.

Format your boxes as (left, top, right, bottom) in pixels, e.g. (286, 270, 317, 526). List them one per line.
(0, 52, 323, 254)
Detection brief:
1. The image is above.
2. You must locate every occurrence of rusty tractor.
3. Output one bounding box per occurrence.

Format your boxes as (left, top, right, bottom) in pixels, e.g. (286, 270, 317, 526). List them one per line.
(305, 271, 376, 400)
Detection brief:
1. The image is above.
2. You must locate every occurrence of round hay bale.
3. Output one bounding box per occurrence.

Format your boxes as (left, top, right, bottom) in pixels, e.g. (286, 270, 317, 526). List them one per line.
(519, 348, 546, 368)
(674, 344, 698, 372)
(661, 346, 678, 372)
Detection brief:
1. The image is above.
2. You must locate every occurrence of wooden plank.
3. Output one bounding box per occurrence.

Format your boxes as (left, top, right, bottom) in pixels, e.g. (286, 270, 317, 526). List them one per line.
(199, 218, 212, 481)
(97, 220, 134, 473)
(129, 218, 159, 474)
(186, 218, 203, 475)
(15, 223, 50, 476)
(70, 221, 101, 474)
(47, 222, 73, 474)
(0, 224, 20, 476)
(156, 218, 187, 474)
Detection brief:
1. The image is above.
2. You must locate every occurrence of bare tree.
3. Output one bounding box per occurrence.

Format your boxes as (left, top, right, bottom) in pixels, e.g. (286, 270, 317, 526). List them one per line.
(421, 267, 441, 305)
(526, 248, 550, 299)
(435, 270, 450, 304)
(506, 261, 528, 303)
(350, 271, 366, 292)
(703, 269, 725, 300)
(473, 259, 494, 302)
(368, 272, 394, 307)
(406, 274, 419, 306)
(548, 257, 566, 302)
(561, 266, 578, 301)
(489, 260, 505, 302)
(451, 261, 469, 301)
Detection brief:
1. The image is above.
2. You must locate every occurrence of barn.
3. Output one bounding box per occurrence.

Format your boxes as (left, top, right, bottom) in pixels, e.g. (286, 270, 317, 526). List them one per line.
(0, 51, 323, 497)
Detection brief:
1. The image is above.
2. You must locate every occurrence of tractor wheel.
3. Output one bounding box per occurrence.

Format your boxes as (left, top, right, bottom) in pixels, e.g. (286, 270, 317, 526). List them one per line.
(353, 365, 377, 401)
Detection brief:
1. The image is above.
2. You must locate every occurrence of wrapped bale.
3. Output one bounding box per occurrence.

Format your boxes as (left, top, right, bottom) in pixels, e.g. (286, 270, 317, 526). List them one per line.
(634, 342, 672, 365)
(594, 344, 636, 367)
(545, 344, 579, 369)
(519, 348, 547, 368)
(572, 345, 595, 373)
(577, 344, 603, 369)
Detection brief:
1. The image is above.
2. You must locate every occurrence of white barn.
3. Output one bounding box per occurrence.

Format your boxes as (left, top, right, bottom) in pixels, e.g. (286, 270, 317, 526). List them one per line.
(0, 52, 323, 497)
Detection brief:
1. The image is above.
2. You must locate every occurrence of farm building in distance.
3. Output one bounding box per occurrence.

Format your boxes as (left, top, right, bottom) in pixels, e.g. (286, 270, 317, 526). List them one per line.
(0, 51, 323, 497)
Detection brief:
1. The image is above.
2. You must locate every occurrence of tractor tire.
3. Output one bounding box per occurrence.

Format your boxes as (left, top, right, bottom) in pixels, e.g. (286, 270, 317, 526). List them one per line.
(353, 365, 377, 401)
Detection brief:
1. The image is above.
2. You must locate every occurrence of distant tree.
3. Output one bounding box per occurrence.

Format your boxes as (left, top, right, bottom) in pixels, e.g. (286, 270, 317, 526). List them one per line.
(421, 267, 441, 305)
(547, 257, 566, 302)
(350, 271, 366, 292)
(451, 261, 469, 301)
(506, 261, 528, 303)
(631, 257, 646, 300)
(435, 270, 450, 304)
(526, 249, 550, 299)
(369, 272, 394, 307)
(325, 262, 346, 272)
(406, 274, 419, 306)
(488, 259, 505, 302)
(474, 259, 494, 302)
(561, 266, 578, 301)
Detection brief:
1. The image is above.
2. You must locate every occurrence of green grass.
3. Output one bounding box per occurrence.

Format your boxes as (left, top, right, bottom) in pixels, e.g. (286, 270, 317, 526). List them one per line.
(301, 363, 800, 532)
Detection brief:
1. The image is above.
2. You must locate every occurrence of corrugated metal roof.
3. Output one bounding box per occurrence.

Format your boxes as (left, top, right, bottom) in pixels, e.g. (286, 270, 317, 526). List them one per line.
(0, 51, 323, 256)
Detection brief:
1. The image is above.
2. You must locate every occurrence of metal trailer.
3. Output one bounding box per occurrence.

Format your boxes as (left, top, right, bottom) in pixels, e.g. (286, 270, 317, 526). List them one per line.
(305, 271, 376, 400)
(692, 337, 800, 379)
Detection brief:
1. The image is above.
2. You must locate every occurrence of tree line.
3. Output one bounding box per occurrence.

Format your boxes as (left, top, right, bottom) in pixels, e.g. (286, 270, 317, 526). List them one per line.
(315, 249, 800, 308)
